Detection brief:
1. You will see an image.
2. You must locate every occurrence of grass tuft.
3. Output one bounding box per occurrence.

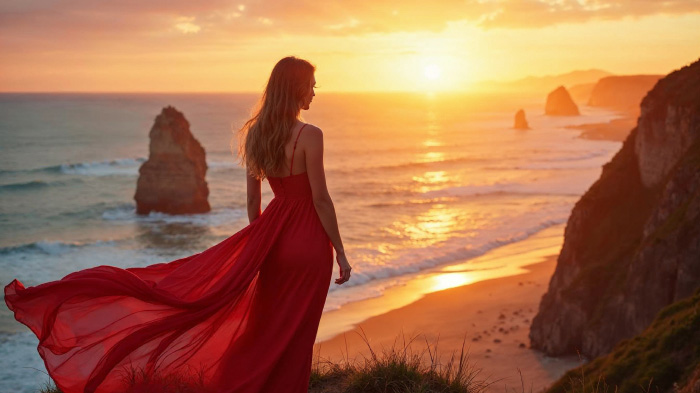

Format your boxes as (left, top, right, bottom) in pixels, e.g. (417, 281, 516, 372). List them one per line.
(309, 327, 494, 393)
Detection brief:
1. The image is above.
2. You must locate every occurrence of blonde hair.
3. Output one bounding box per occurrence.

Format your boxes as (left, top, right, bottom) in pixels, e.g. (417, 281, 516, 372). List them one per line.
(234, 56, 316, 180)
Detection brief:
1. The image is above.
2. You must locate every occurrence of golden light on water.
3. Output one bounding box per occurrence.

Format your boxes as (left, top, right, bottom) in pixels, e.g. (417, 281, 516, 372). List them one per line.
(418, 151, 446, 163)
(413, 171, 449, 184)
(399, 203, 458, 246)
(413, 170, 451, 193)
(422, 139, 443, 147)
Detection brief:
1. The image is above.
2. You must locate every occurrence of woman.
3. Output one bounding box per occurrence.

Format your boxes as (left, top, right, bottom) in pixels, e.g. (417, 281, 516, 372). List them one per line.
(4, 56, 351, 393)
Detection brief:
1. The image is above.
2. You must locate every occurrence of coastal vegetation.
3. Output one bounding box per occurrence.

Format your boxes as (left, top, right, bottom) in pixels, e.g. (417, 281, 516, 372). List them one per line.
(548, 288, 700, 393)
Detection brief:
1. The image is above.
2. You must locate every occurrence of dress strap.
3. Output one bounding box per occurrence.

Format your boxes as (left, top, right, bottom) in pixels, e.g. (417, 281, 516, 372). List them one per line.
(289, 124, 307, 176)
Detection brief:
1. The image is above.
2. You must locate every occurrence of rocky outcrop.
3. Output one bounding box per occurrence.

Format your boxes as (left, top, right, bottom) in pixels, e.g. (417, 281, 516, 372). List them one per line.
(545, 86, 580, 116)
(134, 106, 210, 215)
(530, 59, 700, 358)
(546, 289, 700, 393)
(588, 75, 663, 114)
(514, 109, 529, 129)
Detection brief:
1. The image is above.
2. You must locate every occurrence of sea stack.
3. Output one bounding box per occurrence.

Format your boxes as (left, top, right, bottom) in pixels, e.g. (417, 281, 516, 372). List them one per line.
(513, 109, 530, 129)
(530, 58, 700, 358)
(134, 106, 210, 215)
(545, 86, 580, 116)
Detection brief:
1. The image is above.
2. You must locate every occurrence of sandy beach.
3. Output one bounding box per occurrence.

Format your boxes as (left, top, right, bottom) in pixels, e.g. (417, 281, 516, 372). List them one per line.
(313, 225, 583, 392)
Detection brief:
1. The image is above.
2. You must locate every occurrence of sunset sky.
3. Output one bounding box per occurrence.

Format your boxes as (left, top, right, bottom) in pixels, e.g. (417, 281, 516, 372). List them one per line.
(1, 0, 699, 93)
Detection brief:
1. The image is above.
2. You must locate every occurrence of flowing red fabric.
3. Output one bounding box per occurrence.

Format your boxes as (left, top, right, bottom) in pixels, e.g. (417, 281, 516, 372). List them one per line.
(4, 167, 333, 392)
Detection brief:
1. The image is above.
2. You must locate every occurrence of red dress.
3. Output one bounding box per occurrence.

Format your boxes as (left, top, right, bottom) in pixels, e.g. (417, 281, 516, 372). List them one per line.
(4, 124, 334, 393)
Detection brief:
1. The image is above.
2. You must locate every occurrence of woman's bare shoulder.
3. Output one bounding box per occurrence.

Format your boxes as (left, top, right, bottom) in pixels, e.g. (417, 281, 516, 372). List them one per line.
(302, 123, 322, 135)
(302, 123, 323, 145)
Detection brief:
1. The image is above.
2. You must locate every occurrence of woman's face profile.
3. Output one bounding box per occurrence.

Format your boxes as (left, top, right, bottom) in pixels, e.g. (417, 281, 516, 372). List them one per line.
(300, 75, 316, 111)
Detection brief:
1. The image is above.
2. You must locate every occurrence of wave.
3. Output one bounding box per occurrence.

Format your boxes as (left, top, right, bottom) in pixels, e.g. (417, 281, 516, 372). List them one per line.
(367, 196, 458, 208)
(102, 204, 246, 227)
(0, 239, 116, 256)
(325, 217, 567, 296)
(0, 157, 146, 177)
(421, 178, 594, 199)
(0, 179, 51, 190)
(331, 155, 490, 176)
(0, 157, 243, 178)
(0, 178, 84, 191)
(59, 157, 146, 176)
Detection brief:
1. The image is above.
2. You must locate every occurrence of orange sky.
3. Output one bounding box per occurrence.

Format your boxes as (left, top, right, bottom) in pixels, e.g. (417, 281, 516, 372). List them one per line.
(1, 0, 699, 93)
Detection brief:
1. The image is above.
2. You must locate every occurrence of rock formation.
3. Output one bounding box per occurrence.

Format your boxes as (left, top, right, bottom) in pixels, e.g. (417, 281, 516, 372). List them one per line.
(545, 86, 580, 116)
(514, 109, 530, 129)
(588, 75, 663, 114)
(546, 289, 700, 393)
(530, 58, 700, 358)
(134, 106, 210, 215)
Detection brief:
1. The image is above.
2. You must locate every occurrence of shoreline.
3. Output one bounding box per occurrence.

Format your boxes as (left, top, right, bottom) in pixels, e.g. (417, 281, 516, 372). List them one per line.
(571, 113, 636, 142)
(313, 224, 582, 392)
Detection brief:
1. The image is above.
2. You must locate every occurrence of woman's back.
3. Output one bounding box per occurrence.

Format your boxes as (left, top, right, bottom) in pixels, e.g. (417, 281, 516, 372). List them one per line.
(266, 121, 308, 178)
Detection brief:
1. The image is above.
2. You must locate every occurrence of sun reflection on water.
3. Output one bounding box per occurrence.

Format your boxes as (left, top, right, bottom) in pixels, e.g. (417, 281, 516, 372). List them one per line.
(413, 170, 451, 193)
(418, 151, 446, 163)
(389, 203, 460, 247)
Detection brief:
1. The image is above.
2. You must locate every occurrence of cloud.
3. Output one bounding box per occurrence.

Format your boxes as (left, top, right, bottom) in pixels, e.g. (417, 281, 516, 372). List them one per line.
(0, 0, 698, 54)
(2, 0, 699, 38)
(174, 16, 201, 34)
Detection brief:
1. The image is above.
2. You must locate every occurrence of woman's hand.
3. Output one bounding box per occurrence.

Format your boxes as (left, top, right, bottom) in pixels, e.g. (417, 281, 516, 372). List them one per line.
(334, 251, 351, 285)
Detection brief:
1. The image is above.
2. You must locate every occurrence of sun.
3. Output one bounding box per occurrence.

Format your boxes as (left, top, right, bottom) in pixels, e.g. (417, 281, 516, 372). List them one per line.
(424, 64, 441, 80)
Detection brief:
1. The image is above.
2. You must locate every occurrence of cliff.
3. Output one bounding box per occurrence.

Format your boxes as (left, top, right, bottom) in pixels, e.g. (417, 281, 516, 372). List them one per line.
(547, 288, 700, 393)
(588, 75, 663, 114)
(530, 58, 700, 358)
(134, 106, 211, 215)
(545, 86, 580, 116)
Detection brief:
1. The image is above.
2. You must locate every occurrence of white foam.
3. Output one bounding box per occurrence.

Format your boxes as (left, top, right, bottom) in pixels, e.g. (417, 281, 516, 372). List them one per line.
(102, 205, 246, 227)
(59, 157, 238, 177)
(60, 157, 146, 176)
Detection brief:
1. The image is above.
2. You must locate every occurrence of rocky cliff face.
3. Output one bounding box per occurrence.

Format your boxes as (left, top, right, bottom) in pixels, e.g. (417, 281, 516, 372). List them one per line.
(134, 106, 210, 215)
(545, 86, 580, 116)
(588, 75, 662, 114)
(530, 59, 700, 358)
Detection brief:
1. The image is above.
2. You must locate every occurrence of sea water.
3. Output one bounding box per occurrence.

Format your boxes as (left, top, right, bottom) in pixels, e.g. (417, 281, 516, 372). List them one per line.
(0, 92, 623, 392)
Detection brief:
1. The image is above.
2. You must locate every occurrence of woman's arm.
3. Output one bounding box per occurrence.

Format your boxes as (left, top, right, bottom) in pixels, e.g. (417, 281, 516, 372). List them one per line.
(246, 169, 262, 224)
(304, 126, 345, 254)
(299, 126, 352, 284)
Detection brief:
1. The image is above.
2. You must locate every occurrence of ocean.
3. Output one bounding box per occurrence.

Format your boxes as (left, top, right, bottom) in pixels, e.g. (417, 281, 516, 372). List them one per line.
(0, 91, 622, 392)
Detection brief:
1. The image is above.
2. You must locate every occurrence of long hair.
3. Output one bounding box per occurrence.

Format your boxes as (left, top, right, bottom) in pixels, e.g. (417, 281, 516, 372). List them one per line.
(234, 56, 316, 180)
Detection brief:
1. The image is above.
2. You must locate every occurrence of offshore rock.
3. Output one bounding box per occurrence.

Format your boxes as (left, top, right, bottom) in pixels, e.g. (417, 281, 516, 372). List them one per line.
(514, 109, 530, 129)
(545, 86, 580, 116)
(134, 106, 210, 215)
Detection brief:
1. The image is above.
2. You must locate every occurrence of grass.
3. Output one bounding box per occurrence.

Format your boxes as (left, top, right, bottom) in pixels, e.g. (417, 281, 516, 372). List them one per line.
(35, 328, 495, 393)
(308, 327, 495, 393)
(546, 288, 700, 393)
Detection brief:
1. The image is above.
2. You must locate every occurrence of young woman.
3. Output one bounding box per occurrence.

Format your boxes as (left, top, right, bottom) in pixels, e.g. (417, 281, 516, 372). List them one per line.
(4, 56, 351, 393)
